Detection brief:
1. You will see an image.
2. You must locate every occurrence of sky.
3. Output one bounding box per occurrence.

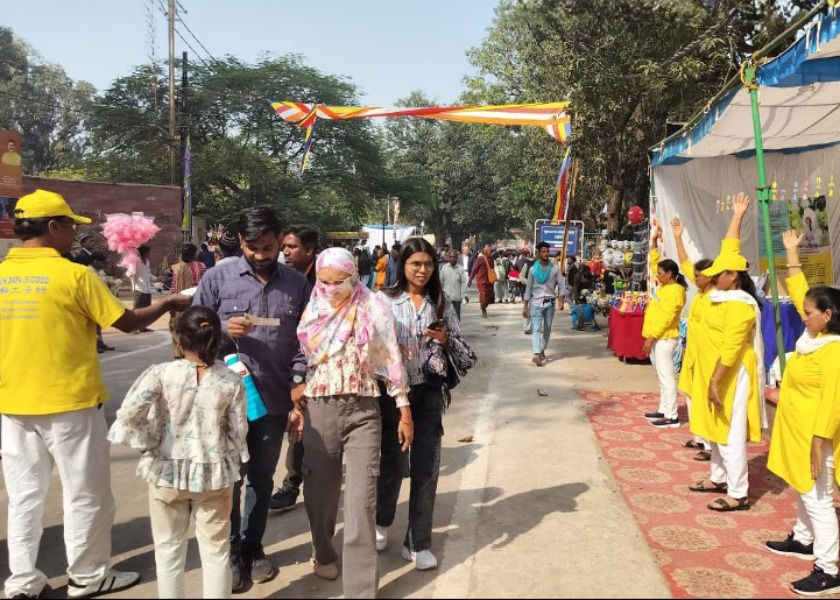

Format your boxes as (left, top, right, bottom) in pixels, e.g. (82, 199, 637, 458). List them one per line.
(2, 0, 500, 105)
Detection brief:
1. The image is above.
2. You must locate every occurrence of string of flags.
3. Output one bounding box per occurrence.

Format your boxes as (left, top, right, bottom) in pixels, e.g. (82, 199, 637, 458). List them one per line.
(716, 172, 835, 212)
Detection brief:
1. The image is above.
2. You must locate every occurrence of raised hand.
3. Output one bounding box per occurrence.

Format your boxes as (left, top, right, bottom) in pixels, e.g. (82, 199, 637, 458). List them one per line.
(782, 229, 804, 250)
(732, 192, 750, 216)
(671, 217, 684, 238)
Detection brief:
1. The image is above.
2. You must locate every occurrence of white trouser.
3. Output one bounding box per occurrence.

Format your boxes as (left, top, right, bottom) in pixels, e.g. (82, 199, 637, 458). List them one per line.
(651, 338, 679, 420)
(793, 445, 838, 576)
(685, 396, 709, 448)
(149, 485, 233, 599)
(2, 407, 115, 598)
(709, 366, 749, 499)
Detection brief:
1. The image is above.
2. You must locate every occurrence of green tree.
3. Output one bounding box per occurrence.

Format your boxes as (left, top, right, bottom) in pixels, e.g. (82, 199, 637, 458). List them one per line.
(85, 54, 389, 231)
(0, 27, 96, 175)
(465, 0, 796, 234)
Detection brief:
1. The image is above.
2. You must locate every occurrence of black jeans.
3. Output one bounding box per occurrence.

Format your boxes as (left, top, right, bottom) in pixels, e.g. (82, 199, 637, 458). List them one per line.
(377, 382, 443, 552)
(231, 413, 287, 560)
(451, 301, 462, 321)
(281, 439, 304, 493)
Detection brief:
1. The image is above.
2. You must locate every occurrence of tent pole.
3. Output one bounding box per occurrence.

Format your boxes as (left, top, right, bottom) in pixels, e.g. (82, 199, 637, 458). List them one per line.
(744, 63, 786, 375)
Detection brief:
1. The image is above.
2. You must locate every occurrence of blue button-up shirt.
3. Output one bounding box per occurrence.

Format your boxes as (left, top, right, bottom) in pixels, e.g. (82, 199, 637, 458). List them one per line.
(193, 257, 312, 415)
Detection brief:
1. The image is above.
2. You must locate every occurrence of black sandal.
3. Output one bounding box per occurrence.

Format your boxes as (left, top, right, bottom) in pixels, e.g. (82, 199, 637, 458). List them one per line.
(683, 440, 704, 449)
(707, 496, 750, 512)
(688, 479, 728, 493)
(693, 450, 711, 461)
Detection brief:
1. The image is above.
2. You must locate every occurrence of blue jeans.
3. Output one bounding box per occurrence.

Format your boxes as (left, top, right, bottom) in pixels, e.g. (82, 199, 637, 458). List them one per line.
(377, 382, 443, 552)
(530, 299, 556, 355)
(231, 413, 287, 561)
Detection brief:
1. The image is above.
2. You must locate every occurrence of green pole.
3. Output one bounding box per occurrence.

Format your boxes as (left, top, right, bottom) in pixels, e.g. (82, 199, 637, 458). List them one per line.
(744, 63, 786, 375)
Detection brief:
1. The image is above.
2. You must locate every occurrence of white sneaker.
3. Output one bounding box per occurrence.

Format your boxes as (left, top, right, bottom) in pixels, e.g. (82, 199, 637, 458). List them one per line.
(67, 570, 140, 598)
(402, 546, 438, 570)
(375, 525, 389, 552)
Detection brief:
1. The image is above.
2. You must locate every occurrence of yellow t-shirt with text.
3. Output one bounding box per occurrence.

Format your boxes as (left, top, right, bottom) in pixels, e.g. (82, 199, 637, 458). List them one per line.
(0, 247, 127, 415)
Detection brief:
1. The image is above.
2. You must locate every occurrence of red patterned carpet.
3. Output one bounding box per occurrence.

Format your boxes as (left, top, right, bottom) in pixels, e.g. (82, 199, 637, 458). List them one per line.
(579, 389, 840, 599)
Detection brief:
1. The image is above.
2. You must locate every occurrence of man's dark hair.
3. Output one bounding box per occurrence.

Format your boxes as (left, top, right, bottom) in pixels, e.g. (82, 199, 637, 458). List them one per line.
(138, 244, 151, 258)
(181, 243, 198, 263)
(536, 241, 551, 251)
(284, 225, 319, 251)
(201, 242, 209, 251)
(238, 206, 283, 242)
(12, 217, 51, 241)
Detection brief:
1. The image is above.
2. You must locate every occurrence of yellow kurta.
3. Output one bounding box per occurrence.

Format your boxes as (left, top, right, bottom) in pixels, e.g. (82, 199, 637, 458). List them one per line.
(642, 282, 685, 340)
(689, 299, 762, 445)
(768, 273, 840, 492)
(677, 238, 741, 396)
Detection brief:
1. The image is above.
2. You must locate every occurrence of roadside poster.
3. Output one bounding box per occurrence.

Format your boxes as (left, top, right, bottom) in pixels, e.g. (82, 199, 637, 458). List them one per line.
(0, 130, 22, 200)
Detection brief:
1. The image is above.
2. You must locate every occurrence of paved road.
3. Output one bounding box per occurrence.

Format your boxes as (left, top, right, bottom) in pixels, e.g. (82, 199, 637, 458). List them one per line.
(0, 294, 670, 598)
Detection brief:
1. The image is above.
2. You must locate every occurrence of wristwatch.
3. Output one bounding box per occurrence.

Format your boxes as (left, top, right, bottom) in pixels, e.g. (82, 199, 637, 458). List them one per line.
(292, 374, 305, 385)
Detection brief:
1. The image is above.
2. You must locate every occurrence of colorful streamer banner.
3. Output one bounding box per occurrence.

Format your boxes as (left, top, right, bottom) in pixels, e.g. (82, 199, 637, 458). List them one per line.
(271, 101, 571, 142)
(548, 145, 573, 222)
(182, 136, 192, 233)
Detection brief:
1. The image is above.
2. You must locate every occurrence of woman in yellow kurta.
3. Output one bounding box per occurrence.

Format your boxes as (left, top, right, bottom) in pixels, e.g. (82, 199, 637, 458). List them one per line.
(765, 230, 840, 596)
(687, 252, 764, 512)
(642, 227, 686, 428)
(374, 248, 388, 290)
(670, 195, 748, 459)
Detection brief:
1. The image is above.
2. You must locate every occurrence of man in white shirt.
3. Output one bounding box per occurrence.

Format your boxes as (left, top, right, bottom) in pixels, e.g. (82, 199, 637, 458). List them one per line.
(459, 244, 471, 272)
(522, 242, 566, 367)
(439, 250, 468, 320)
(131, 244, 155, 332)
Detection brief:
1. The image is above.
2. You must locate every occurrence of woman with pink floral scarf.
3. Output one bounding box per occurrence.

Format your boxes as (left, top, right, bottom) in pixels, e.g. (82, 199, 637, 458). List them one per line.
(294, 247, 411, 598)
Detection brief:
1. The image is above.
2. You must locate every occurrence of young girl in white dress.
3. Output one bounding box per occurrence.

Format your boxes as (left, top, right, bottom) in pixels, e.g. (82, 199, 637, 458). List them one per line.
(109, 305, 249, 599)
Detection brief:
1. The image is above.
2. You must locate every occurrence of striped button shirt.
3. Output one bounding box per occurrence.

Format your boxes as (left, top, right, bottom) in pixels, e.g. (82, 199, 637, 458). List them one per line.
(386, 291, 461, 386)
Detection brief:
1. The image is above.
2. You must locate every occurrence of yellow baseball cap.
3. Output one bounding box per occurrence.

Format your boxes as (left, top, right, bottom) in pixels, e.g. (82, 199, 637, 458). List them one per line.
(701, 253, 748, 277)
(13, 189, 91, 224)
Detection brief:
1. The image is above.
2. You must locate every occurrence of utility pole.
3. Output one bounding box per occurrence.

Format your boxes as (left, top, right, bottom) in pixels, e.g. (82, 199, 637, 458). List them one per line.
(180, 51, 188, 186)
(167, 0, 176, 185)
(181, 50, 189, 242)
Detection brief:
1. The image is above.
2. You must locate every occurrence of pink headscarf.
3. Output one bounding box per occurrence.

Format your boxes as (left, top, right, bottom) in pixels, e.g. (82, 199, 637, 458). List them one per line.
(297, 248, 406, 387)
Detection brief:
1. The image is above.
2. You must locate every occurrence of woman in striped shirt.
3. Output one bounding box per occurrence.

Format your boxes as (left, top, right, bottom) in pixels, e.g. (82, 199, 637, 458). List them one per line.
(376, 237, 461, 572)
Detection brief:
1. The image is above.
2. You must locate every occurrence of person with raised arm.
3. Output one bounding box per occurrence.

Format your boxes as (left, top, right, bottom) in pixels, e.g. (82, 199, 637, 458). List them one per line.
(642, 225, 687, 428)
(671, 192, 750, 460)
(686, 193, 764, 513)
(763, 230, 840, 596)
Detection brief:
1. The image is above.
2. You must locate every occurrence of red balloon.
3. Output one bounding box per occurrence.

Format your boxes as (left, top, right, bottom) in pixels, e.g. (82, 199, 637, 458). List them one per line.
(627, 205, 644, 224)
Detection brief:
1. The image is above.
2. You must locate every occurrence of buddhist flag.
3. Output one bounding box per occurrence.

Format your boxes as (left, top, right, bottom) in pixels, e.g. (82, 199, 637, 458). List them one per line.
(549, 145, 572, 222)
(182, 136, 192, 233)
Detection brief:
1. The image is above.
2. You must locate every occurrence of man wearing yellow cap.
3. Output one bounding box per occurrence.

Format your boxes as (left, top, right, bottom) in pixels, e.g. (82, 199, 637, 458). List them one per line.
(0, 190, 192, 599)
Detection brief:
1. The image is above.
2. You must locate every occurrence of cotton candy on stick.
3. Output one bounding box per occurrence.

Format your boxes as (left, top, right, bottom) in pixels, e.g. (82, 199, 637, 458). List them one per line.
(102, 212, 161, 277)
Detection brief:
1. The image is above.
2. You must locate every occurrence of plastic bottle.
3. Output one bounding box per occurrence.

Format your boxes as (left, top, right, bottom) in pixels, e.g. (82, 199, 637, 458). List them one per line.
(224, 353, 268, 421)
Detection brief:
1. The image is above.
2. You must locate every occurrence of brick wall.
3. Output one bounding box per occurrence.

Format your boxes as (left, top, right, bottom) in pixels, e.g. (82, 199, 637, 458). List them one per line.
(21, 177, 183, 274)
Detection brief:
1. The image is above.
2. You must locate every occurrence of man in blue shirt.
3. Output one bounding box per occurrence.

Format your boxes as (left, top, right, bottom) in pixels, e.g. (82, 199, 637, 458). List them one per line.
(384, 242, 401, 288)
(193, 206, 312, 593)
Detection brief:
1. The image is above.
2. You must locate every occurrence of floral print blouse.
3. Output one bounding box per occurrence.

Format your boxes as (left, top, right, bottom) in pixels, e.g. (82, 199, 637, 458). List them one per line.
(108, 360, 249, 493)
(305, 335, 408, 404)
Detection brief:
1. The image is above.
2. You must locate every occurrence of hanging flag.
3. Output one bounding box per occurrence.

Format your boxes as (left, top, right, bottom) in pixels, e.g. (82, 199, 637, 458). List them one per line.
(299, 117, 317, 174)
(548, 145, 573, 222)
(182, 136, 192, 233)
